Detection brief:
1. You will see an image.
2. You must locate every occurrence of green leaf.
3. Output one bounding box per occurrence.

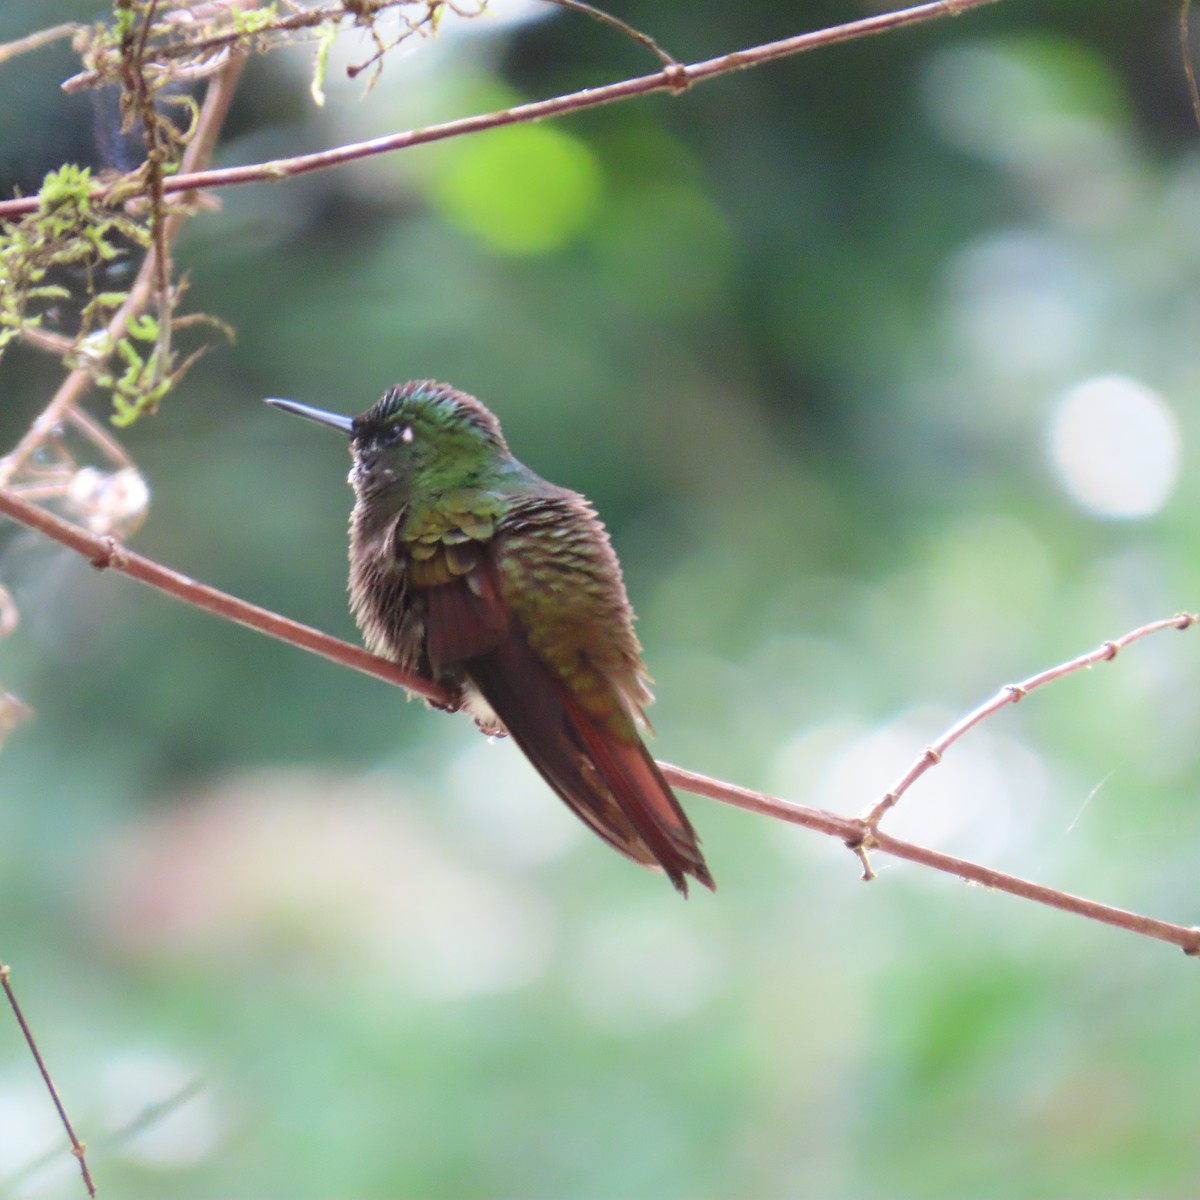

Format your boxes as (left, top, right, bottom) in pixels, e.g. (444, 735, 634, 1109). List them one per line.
(127, 313, 159, 341)
(310, 20, 336, 108)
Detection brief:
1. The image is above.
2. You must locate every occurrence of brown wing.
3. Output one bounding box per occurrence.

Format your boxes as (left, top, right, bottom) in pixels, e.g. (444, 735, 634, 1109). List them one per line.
(484, 492, 713, 894)
(402, 491, 713, 894)
(464, 631, 714, 893)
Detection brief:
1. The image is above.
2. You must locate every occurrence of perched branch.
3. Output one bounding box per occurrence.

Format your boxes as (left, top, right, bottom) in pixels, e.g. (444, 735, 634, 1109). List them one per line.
(0, 0, 1006, 221)
(667, 765, 1200, 956)
(1, 486, 1197, 958)
(0, 487, 445, 702)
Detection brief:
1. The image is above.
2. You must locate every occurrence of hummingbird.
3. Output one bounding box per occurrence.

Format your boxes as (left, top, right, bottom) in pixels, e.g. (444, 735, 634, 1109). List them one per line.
(266, 381, 714, 895)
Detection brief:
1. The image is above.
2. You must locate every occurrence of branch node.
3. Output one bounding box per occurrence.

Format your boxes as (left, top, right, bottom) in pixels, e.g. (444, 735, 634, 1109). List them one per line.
(1183, 931, 1200, 958)
(854, 843, 877, 881)
(1174, 611, 1197, 630)
(1101, 640, 1120, 661)
(1004, 683, 1027, 702)
(859, 791, 898, 827)
(923, 745, 942, 765)
(662, 62, 691, 93)
(90, 536, 128, 571)
(844, 827, 878, 881)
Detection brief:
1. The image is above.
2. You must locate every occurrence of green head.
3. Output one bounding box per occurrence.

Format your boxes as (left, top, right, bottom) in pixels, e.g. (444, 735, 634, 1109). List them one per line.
(267, 380, 511, 501)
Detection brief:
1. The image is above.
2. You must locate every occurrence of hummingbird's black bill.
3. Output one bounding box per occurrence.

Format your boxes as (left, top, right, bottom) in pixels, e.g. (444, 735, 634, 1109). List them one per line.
(265, 397, 354, 436)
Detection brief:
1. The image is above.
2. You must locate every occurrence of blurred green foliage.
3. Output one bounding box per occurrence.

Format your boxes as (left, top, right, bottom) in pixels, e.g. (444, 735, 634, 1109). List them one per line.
(2, 1, 1200, 1197)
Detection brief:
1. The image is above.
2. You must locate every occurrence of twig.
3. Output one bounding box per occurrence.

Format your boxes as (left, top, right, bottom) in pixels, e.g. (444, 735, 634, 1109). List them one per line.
(0, 22, 80, 66)
(1, 486, 1197, 957)
(0, 964, 95, 1198)
(67, 405, 137, 470)
(2, 1078, 206, 1195)
(0, 49, 245, 488)
(859, 614, 1199, 829)
(120, 0, 178, 393)
(16, 326, 76, 356)
(539, 0, 680, 72)
(0, 0, 1006, 220)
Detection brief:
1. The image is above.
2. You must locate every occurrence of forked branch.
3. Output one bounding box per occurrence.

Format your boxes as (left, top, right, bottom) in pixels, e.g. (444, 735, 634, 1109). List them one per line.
(859, 614, 1199, 830)
(1, 486, 1196, 958)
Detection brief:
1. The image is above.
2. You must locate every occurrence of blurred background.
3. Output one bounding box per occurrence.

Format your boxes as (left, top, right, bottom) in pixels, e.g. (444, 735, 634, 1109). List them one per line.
(2, 0, 1200, 1195)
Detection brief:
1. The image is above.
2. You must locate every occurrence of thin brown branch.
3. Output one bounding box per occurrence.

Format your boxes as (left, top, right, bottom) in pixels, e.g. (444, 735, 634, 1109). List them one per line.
(539, 0, 679, 71)
(865, 826, 1200, 954)
(1, 486, 1198, 958)
(66, 404, 137, 470)
(0, 0, 1005, 220)
(16, 326, 76, 356)
(3, 1078, 206, 1195)
(665, 765, 1200, 956)
(0, 50, 245, 487)
(860, 613, 1199, 828)
(124, 0, 177, 389)
(0, 487, 445, 703)
(0, 964, 94, 1198)
(0, 22, 80, 66)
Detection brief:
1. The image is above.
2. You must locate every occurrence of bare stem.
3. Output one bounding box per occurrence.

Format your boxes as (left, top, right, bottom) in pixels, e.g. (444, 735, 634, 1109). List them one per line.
(0, 0, 1005, 220)
(2, 1079, 206, 1195)
(0, 964, 95, 1198)
(66, 405, 137, 470)
(860, 614, 1199, 828)
(0, 22, 80, 66)
(2, 486, 1197, 958)
(539, 0, 680, 70)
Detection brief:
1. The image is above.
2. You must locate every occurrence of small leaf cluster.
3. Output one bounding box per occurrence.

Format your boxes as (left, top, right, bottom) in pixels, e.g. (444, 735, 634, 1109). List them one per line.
(75, 314, 171, 427)
(0, 164, 147, 357)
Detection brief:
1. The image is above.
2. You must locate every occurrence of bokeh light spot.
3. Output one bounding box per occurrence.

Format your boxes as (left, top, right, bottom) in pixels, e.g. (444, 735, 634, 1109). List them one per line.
(1048, 375, 1180, 518)
(430, 123, 602, 254)
(942, 231, 1091, 376)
